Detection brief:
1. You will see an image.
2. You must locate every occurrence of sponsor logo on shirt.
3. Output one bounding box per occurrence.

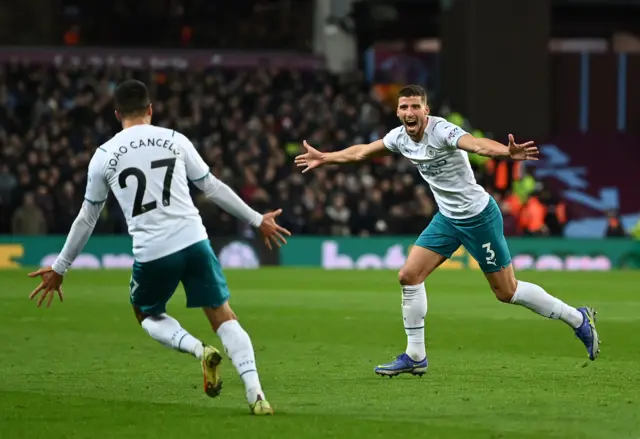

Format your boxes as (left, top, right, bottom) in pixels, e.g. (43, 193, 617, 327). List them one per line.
(447, 127, 462, 142)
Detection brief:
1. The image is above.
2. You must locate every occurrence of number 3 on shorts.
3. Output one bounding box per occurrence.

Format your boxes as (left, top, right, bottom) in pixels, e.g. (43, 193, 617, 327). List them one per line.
(482, 242, 497, 265)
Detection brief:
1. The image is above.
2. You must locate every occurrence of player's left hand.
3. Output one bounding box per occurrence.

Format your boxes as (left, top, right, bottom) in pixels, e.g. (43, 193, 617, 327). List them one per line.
(508, 134, 539, 161)
(259, 209, 292, 250)
(28, 266, 65, 308)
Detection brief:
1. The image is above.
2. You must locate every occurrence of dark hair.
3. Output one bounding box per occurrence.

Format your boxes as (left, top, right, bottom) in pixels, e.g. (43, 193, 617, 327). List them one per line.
(398, 84, 427, 104)
(114, 79, 151, 118)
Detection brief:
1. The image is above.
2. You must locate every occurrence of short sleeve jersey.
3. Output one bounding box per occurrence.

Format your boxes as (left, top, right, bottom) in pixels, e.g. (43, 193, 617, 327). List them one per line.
(383, 116, 489, 219)
(85, 124, 209, 262)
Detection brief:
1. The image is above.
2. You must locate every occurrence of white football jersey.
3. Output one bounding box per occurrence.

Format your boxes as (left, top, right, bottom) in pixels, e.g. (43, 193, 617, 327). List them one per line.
(383, 116, 489, 219)
(85, 124, 209, 262)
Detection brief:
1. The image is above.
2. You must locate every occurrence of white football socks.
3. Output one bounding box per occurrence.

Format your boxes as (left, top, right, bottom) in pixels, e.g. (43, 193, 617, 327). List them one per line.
(216, 320, 264, 404)
(141, 314, 265, 404)
(402, 283, 428, 361)
(141, 313, 204, 359)
(510, 281, 584, 328)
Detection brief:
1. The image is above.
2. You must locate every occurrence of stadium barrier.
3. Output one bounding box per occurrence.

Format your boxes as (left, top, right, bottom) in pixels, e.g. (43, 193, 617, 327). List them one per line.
(0, 236, 278, 269)
(279, 237, 640, 271)
(1, 236, 639, 271)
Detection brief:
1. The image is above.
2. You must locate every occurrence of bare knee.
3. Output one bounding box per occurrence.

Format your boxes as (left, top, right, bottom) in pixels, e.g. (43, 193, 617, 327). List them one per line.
(398, 268, 426, 286)
(489, 277, 518, 303)
(493, 288, 515, 303)
(399, 246, 446, 286)
(485, 265, 518, 303)
(203, 302, 237, 332)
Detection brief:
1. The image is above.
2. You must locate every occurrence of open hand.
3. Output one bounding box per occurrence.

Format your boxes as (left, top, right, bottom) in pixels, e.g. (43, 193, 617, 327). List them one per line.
(508, 134, 539, 161)
(259, 209, 292, 250)
(28, 266, 64, 308)
(294, 140, 325, 173)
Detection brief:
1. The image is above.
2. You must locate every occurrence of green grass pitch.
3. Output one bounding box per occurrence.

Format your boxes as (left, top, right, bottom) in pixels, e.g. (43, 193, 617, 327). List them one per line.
(1, 268, 639, 439)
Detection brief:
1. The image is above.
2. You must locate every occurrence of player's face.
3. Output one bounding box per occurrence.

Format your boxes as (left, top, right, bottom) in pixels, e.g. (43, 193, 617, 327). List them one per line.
(397, 96, 429, 137)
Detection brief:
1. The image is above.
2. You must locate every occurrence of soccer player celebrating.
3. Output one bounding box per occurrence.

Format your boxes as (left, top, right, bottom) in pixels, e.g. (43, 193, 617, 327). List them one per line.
(295, 84, 599, 377)
(28, 80, 289, 414)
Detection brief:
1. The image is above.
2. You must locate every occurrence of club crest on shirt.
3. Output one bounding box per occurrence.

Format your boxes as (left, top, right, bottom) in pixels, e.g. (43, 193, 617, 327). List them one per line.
(426, 146, 437, 158)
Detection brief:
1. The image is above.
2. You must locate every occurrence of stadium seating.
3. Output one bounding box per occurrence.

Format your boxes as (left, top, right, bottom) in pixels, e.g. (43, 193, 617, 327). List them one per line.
(0, 63, 540, 236)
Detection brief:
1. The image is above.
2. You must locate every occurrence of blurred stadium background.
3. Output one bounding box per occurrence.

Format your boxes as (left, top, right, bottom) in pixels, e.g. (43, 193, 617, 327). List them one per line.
(1, 0, 640, 270)
(1, 2, 640, 439)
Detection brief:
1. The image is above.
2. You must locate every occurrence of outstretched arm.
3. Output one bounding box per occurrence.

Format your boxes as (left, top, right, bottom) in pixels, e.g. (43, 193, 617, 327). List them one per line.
(295, 139, 389, 173)
(181, 132, 290, 249)
(181, 132, 264, 228)
(28, 152, 110, 307)
(192, 173, 290, 249)
(53, 152, 110, 275)
(192, 174, 263, 227)
(51, 201, 105, 274)
(457, 133, 539, 161)
(321, 139, 390, 164)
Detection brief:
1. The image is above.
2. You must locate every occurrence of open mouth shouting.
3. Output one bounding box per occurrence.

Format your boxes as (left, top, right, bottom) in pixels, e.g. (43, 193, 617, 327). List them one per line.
(404, 118, 420, 131)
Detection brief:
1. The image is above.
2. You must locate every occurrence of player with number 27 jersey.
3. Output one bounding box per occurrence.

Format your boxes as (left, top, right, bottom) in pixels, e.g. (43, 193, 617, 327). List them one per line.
(86, 125, 211, 262)
(27, 79, 289, 415)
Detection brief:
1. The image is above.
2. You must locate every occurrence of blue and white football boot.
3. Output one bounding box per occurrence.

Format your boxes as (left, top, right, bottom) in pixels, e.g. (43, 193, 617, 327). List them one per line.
(374, 353, 428, 378)
(574, 306, 600, 361)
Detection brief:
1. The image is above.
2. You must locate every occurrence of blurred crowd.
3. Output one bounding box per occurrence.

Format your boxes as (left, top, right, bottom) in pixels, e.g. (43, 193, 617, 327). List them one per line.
(1, 62, 627, 238)
(59, 0, 313, 51)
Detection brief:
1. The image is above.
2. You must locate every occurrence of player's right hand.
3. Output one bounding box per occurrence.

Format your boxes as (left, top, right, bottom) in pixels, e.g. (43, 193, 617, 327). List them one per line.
(28, 266, 65, 308)
(295, 140, 325, 173)
(259, 209, 292, 250)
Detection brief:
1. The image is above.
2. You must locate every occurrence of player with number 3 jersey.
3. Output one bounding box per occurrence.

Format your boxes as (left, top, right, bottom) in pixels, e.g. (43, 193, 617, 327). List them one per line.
(27, 79, 290, 415)
(295, 84, 600, 377)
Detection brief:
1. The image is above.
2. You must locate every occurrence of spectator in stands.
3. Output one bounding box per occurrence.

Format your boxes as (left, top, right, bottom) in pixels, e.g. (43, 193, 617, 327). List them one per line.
(496, 190, 522, 236)
(11, 192, 47, 235)
(326, 193, 351, 236)
(540, 190, 567, 236)
(0, 163, 16, 206)
(55, 181, 82, 233)
(511, 167, 537, 204)
(605, 210, 627, 237)
(0, 163, 17, 233)
(519, 192, 548, 236)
